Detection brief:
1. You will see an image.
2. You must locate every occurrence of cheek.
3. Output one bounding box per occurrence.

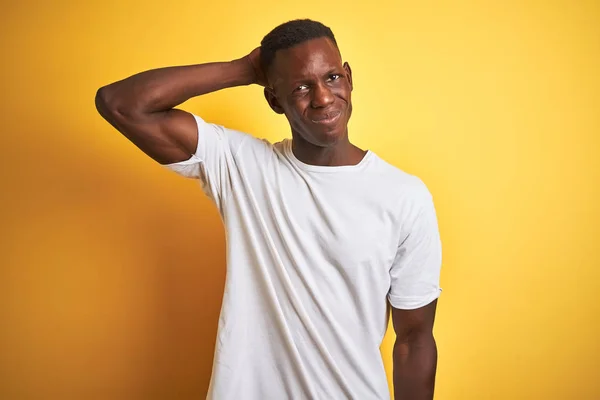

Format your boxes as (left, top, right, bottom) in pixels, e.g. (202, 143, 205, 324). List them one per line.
(343, 84, 353, 99)
(333, 85, 351, 101)
(287, 101, 308, 119)
(282, 104, 308, 129)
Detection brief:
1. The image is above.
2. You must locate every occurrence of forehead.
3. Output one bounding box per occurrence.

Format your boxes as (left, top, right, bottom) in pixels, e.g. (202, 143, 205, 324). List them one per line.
(270, 37, 342, 85)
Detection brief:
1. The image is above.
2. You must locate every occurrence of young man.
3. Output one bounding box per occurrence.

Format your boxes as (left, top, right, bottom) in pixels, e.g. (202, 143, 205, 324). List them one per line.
(96, 19, 442, 400)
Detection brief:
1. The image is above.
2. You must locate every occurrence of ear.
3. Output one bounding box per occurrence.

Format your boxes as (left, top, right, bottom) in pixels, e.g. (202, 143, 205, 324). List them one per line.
(343, 62, 353, 91)
(264, 87, 285, 114)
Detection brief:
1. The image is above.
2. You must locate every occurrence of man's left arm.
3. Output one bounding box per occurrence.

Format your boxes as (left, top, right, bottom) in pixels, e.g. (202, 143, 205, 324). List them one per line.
(388, 181, 442, 399)
(391, 300, 438, 400)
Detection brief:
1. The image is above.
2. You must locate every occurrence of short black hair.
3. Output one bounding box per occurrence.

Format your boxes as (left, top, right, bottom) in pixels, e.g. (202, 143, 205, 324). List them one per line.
(260, 19, 338, 73)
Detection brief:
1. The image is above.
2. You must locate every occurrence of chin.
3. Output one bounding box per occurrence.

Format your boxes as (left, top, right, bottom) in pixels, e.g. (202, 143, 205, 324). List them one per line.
(312, 127, 347, 146)
(292, 117, 349, 147)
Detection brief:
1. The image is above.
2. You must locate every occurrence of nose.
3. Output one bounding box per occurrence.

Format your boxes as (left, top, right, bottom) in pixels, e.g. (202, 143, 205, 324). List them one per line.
(310, 82, 334, 108)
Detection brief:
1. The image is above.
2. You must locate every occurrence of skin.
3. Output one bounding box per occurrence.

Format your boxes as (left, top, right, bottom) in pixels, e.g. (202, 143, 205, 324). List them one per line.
(95, 35, 438, 399)
(262, 38, 366, 167)
(392, 300, 438, 400)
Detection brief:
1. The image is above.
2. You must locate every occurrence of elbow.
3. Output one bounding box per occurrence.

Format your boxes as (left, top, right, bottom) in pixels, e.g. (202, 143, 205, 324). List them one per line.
(394, 329, 436, 360)
(393, 333, 438, 373)
(95, 85, 135, 121)
(396, 329, 436, 347)
(95, 86, 110, 114)
(95, 85, 121, 117)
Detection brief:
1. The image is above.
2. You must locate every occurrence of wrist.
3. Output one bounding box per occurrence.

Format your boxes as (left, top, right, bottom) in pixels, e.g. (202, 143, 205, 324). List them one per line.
(230, 56, 257, 86)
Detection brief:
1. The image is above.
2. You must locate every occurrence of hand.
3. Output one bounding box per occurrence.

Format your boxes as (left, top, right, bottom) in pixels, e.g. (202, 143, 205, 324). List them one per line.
(244, 47, 268, 87)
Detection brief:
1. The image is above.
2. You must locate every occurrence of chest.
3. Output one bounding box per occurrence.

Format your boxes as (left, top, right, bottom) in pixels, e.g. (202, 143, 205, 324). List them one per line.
(257, 168, 402, 271)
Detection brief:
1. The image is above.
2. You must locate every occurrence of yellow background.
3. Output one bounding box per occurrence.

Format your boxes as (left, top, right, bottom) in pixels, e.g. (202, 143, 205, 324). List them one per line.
(1, 1, 599, 399)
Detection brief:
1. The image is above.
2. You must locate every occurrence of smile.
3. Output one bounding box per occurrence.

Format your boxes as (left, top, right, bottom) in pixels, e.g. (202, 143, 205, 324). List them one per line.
(311, 110, 341, 124)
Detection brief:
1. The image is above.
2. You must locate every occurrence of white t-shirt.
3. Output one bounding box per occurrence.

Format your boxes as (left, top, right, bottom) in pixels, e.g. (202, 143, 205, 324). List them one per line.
(165, 114, 442, 400)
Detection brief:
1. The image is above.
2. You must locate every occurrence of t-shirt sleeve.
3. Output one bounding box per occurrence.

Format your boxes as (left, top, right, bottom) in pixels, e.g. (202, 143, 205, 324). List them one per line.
(162, 113, 249, 208)
(388, 181, 443, 310)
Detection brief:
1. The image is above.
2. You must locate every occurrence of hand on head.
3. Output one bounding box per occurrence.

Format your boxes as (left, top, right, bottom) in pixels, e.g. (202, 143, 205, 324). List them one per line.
(245, 47, 269, 87)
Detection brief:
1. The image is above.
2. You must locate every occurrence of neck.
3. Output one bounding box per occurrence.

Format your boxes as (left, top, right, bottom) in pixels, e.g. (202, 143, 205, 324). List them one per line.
(291, 132, 366, 167)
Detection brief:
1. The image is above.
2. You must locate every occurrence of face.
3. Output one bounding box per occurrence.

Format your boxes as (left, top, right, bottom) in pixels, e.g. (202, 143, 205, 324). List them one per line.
(264, 37, 353, 147)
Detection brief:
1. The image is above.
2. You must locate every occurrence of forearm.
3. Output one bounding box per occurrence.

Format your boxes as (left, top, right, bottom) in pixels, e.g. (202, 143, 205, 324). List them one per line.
(393, 335, 437, 400)
(97, 57, 255, 114)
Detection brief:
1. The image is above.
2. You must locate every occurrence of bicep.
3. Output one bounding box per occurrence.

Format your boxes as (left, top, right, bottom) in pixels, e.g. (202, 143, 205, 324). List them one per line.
(391, 299, 438, 342)
(99, 100, 198, 165)
(388, 181, 442, 310)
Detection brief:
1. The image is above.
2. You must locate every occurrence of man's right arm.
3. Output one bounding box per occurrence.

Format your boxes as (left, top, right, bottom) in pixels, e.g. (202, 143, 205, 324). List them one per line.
(95, 49, 264, 165)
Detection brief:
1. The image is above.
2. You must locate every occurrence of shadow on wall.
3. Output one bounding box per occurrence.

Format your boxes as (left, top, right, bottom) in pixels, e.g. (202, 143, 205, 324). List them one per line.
(1, 120, 227, 399)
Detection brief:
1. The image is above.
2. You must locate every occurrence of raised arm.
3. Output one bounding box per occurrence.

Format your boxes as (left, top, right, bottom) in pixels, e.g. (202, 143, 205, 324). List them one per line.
(94, 48, 265, 164)
(391, 300, 438, 400)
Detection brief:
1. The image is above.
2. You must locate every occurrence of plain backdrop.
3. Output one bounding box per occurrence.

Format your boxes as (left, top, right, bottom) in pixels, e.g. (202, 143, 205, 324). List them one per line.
(1, 1, 599, 399)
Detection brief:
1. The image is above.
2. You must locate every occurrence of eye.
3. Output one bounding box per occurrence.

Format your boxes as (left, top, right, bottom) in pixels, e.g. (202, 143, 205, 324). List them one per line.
(295, 84, 309, 92)
(328, 74, 342, 81)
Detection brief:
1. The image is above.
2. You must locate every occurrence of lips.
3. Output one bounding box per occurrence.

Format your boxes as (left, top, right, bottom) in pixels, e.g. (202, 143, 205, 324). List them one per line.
(310, 110, 342, 124)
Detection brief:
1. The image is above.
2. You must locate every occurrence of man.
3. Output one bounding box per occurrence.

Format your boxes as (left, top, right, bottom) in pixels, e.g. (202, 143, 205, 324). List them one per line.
(96, 19, 442, 400)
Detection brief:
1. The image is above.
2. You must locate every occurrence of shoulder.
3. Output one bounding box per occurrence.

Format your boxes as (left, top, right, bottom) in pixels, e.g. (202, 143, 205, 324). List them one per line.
(192, 113, 277, 158)
(369, 153, 433, 202)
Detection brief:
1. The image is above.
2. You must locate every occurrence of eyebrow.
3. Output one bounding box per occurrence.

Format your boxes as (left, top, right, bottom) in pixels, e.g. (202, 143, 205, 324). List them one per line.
(322, 68, 341, 77)
(287, 68, 342, 85)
